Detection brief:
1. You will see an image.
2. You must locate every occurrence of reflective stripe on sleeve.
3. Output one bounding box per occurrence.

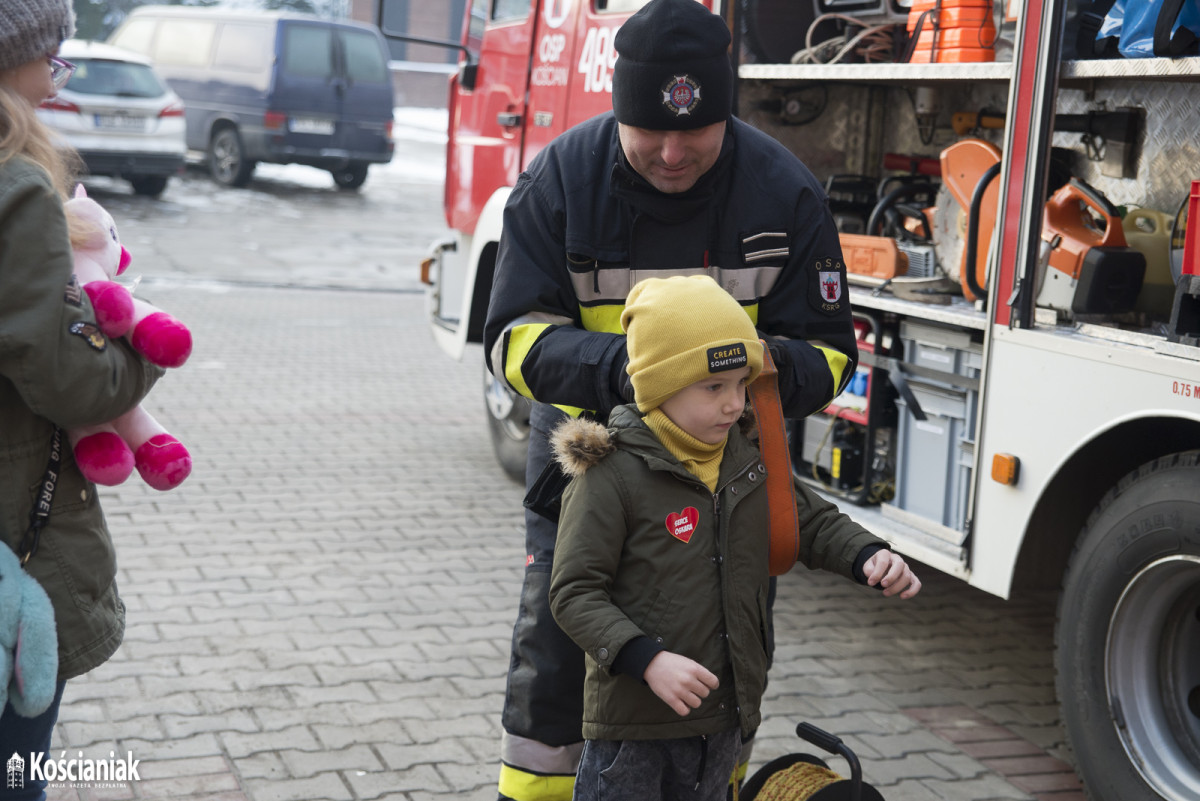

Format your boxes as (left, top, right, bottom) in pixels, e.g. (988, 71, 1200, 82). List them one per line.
(494, 319, 589, 418)
(568, 264, 782, 307)
(492, 312, 574, 397)
(817, 344, 852, 396)
(580, 301, 759, 333)
(503, 323, 552, 399)
(578, 304, 624, 334)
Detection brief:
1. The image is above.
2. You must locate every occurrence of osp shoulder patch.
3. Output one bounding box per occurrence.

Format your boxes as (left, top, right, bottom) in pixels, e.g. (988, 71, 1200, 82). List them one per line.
(707, 343, 748, 373)
(808, 257, 846, 316)
(69, 321, 107, 351)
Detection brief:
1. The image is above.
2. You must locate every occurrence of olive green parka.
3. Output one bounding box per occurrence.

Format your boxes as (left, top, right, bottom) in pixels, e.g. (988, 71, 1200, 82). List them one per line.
(1, 154, 162, 680)
(548, 405, 884, 742)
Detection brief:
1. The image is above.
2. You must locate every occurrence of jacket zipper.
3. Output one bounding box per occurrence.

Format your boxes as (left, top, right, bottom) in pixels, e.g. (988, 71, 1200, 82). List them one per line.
(668, 455, 759, 517)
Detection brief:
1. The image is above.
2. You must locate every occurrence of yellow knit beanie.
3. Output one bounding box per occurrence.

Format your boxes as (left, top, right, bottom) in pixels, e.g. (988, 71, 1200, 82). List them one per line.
(621, 275, 763, 412)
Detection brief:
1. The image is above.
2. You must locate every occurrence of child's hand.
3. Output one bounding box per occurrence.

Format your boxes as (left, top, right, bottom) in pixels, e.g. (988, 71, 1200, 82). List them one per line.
(644, 651, 719, 716)
(863, 550, 922, 598)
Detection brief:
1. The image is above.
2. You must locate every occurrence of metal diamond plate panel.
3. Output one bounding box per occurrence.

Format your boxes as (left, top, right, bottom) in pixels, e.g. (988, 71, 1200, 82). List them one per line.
(1055, 80, 1199, 216)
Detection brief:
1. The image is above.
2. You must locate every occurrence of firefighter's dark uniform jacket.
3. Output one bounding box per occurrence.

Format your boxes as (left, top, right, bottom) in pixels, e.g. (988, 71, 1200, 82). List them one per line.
(1, 155, 162, 680)
(484, 112, 858, 421)
(549, 407, 884, 741)
(486, 111, 860, 788)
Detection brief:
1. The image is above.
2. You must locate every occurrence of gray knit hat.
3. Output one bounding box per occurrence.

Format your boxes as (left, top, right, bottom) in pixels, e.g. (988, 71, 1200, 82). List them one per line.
(0, 0, 75, 73)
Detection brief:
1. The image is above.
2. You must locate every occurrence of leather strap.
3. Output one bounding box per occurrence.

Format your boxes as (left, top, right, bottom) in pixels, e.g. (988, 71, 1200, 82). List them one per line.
(748, 342, 800, 576)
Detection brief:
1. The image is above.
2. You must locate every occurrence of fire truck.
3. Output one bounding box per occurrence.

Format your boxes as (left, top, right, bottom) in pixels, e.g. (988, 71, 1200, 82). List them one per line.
(402, 0, 1200, 798)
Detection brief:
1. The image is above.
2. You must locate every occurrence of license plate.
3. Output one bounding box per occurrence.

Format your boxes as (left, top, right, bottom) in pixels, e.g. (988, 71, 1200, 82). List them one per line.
(289, 117, 335, 135)
(94, 114, 147, 131)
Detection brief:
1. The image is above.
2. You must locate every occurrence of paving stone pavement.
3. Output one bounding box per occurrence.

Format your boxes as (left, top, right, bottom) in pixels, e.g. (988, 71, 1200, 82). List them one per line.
(43, 284, 1086, 801)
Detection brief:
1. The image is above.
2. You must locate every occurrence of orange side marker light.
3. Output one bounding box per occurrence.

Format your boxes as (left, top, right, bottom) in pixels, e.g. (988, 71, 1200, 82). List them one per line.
(991, 453, 1020, 485)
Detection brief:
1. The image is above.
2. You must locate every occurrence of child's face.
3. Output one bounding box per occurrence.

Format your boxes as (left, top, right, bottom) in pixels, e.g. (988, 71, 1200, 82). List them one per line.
(658, 366, 752, 445)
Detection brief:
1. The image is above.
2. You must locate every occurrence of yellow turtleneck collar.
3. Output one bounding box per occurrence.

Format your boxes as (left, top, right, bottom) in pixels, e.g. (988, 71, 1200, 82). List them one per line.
(643, 408, 727, 492)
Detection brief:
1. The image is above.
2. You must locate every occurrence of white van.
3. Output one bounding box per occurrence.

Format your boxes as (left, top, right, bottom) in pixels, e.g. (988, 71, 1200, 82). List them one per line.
(110, 6, 394, 190)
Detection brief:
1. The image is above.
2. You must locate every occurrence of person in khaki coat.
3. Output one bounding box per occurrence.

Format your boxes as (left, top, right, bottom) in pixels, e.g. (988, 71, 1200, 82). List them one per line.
(1, 1, 164, 796)
(549, 276, 920, 801)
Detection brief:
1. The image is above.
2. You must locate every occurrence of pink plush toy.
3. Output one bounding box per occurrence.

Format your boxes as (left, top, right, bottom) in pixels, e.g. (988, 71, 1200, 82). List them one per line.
(67, 185, 192, 368)
(64, 186, 192, 491)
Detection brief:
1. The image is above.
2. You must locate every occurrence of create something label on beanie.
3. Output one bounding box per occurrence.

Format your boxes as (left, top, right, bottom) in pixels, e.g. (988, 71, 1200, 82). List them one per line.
(707, 343, 748, 373)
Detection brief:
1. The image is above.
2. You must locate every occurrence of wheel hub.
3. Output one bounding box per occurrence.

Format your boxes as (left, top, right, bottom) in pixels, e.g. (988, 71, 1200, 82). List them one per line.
(1106, 554, 1200, 800)
(484, 370, 529, 441)
(485, 372, 515, 421)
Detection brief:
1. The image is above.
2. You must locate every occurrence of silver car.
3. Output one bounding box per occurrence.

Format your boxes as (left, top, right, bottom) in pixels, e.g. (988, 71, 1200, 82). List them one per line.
(37, 40, 186, 197)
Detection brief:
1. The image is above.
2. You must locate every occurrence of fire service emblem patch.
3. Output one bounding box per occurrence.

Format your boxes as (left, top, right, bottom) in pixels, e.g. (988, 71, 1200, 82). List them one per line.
(662, 74, 702, 117)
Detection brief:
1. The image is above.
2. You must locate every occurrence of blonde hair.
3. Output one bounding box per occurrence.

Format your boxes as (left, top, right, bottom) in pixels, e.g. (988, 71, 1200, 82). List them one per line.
(0, 82, 79, 199)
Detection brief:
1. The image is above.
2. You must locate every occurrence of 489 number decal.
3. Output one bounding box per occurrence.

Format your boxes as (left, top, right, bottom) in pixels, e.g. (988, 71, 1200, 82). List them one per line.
(577, 26, 618, 93)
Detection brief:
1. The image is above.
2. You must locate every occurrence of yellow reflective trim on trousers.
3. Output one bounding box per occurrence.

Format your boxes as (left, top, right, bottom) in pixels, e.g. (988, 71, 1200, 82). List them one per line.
(498, 764, 575, 801)
(580, 303, 759, 334)
(504, 323, 551, 399)
(818, 345, 852, 396)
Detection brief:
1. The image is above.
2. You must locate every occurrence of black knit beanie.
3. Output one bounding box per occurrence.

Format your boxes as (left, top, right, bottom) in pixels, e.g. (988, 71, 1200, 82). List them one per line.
(0, 0, 75, 72)
(612, 0, 733, 130)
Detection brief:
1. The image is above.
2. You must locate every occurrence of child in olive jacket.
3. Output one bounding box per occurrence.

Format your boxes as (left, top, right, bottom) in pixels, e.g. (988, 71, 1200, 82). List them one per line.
(548, 275, 920, 801)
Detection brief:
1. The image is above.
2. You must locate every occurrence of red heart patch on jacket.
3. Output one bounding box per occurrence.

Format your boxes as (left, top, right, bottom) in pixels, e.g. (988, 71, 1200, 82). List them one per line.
(666, 507, 699, 543)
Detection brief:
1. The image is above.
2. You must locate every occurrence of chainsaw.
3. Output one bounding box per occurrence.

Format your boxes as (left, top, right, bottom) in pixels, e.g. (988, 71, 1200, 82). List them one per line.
(932, 137, 1002, 303)
(1036, 178, 1146, 317)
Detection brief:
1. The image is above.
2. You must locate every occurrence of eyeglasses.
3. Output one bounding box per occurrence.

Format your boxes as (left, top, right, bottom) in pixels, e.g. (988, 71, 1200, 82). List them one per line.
(48, 55, 76, 91)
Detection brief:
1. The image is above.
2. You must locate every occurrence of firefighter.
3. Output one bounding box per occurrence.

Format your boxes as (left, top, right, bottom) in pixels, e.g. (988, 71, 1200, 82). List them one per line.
(482, 0, 859, 798)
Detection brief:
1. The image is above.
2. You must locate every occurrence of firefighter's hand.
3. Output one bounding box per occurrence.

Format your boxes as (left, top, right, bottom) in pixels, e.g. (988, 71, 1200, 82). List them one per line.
(863, 550, 922, 599)
(644, 651, 719, 717)
(758, 333, 794, 380)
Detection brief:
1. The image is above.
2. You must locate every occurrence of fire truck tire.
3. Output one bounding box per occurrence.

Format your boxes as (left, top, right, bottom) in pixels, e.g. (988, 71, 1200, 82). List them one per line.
(1055, 450, 1200, 801)
(484, 363, 530, 484)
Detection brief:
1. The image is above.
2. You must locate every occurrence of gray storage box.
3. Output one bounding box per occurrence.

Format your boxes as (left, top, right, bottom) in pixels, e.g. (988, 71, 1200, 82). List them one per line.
(900, 320, 983, 381)
(890, 321, 983, 534)
(893, 380, 971, 532)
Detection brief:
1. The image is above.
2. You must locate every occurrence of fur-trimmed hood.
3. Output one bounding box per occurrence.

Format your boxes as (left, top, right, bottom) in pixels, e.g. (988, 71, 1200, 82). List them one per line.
(550, 416, 617, 478)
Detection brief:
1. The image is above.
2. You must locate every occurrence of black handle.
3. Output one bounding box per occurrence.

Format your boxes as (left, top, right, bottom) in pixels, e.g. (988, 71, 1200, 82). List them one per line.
(795, 722, 863, 801)
(1067, 176, 1119, 219)
(886, 360, 927, 421)
(795, 722, 843, 753)
(965, 161, 1003, 302)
